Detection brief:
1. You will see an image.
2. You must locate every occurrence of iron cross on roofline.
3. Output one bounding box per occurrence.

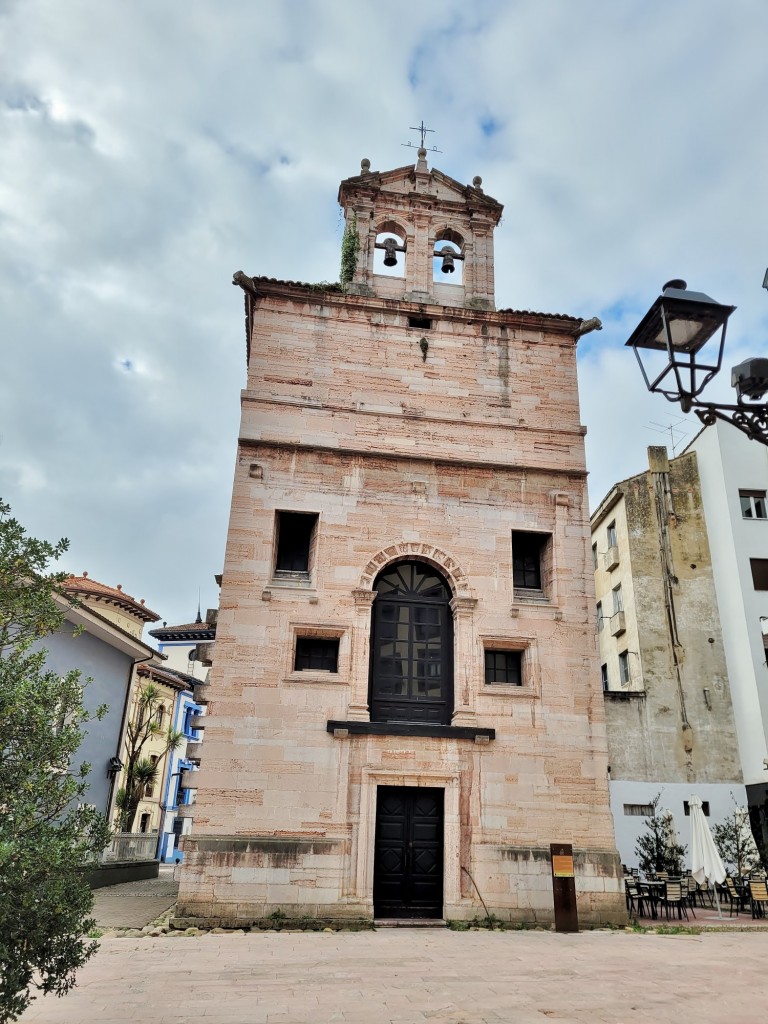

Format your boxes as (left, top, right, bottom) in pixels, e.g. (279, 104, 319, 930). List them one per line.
(401, 120, 442, 153)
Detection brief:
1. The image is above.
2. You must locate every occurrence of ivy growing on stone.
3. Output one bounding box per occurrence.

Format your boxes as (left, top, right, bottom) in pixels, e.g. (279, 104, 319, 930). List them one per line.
(340, 214, 360, 288)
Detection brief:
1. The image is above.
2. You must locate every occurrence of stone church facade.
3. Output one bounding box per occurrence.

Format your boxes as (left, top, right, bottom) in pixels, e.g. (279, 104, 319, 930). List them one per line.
(176, 149, 625, 926)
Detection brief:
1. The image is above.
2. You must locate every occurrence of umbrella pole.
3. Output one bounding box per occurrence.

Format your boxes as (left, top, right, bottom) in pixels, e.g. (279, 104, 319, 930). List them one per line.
(713, 883, 722, 920)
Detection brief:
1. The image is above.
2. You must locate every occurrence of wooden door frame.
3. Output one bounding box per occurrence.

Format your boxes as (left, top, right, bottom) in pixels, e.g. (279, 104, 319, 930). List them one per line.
(356, 768, 460, 913)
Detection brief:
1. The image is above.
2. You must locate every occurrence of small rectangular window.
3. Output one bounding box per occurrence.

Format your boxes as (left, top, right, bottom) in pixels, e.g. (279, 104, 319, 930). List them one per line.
(294, 637, 339, 672)
(144, 754, 159, 798)
(623, 803, 655, 817)
(683, 800, 710, 816)
(607, 521, 617, 548)
(484, 649, 523, 686)
(592, 543, 598, 570)
(750, 558, 768, 591)
(619, 650, 631, 685)
(408, 315, 432, 330)
(512, 531, 547, 592)
(612, 584, 624, 614)
(741, 491, 767, 520)
(601, 663, 608, 691)
(596, 602, 604, 632)
(275, 512, 318, 577)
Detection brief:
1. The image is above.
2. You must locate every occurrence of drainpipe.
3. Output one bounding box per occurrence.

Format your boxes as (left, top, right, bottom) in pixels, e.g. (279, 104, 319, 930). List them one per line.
(648, 448, 693, 769)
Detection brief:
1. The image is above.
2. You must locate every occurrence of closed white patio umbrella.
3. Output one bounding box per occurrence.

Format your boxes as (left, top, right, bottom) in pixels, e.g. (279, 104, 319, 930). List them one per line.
(689, 795, 726, 919)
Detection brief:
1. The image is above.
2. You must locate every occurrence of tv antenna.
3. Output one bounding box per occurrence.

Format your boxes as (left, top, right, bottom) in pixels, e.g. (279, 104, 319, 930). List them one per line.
(645, 414, 690, 455)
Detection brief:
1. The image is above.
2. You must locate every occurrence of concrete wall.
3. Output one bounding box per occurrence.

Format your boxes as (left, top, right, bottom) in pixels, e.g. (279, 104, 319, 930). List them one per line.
(602, 451, 740, 785)
(609, 780, 748, 871)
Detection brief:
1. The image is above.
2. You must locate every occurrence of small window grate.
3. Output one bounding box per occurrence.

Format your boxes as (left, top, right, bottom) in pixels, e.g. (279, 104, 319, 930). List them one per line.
(294, 637, 339, 673)
(484, 650, 522, 686)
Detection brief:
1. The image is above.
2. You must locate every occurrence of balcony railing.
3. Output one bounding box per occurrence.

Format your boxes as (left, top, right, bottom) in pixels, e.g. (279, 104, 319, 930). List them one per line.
(101, 832, 157, 863)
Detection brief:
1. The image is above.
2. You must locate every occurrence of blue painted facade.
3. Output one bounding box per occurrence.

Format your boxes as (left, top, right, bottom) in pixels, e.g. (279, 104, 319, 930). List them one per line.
(160, 687, 201, 863)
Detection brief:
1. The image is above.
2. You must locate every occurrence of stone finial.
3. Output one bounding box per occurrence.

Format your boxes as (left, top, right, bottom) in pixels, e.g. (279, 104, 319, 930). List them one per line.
(83, 570, 88, 578)
(416, 146, 428, 172)
(116, 584, 122, 591)
(360, 158, 371, 174)
(472, 176, 483, 190)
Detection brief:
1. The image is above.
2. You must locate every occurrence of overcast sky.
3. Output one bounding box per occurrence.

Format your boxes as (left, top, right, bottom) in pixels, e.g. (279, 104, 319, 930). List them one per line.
(2, 0, 767, 631)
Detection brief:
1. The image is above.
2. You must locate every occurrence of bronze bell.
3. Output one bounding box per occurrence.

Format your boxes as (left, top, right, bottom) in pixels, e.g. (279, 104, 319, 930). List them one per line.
(382, 238, 398, 267)
(439, 247, 455, 274)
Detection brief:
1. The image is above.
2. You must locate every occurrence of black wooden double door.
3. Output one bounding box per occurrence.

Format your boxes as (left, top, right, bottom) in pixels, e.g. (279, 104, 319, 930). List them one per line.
(373, 786, 444, 919)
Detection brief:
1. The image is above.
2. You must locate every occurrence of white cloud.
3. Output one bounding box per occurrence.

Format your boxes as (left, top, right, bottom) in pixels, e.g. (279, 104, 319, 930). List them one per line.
(1, 0, 767, 627)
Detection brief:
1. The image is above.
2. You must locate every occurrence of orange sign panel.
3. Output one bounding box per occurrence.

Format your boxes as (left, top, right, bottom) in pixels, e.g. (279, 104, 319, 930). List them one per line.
(552, 854, 574, 878)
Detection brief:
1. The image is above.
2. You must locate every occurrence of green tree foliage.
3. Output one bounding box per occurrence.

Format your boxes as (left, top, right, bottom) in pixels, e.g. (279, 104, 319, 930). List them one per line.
(635, 802, 687, 876)
(712, 807, 762, 877)
(0, 500, 110, 1023)
(115, 681, 181, 833)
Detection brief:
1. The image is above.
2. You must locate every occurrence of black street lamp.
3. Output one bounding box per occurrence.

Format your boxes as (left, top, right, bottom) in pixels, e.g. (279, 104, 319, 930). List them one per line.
(626, 280, 768, 444)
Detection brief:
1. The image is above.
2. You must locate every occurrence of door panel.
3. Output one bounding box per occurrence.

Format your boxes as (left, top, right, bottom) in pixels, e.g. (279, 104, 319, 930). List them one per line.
(373, 786, 444, 918)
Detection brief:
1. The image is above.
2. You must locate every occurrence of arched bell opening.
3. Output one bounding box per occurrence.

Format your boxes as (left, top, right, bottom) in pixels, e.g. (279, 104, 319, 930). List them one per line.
(373, 222, 407, 278)
(368, 560, 453, 726)
(432, 230, 464, 284)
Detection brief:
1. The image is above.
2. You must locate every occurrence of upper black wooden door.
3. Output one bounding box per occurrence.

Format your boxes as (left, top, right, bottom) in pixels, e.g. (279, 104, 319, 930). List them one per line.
(369, 561, 453, 725)
(373, 786, 444, 919)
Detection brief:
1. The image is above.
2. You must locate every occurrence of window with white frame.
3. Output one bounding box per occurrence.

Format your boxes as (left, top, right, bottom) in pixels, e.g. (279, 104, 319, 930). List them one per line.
(618, 650, 631, 684)
(612, 584, 624, 614)
(740, 490, 767, 519)
(607, 521, 617, 548)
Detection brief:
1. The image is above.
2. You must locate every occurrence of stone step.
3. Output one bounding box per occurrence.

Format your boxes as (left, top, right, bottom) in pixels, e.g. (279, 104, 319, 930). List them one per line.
(375, 919, 448, 928)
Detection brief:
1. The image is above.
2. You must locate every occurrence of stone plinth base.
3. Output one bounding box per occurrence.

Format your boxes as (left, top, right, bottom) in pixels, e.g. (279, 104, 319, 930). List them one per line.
(176, 835, 627, 929)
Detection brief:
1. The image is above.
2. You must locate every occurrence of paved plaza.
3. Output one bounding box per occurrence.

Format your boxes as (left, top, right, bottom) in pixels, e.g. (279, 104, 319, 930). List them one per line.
(90, 867, 179, 929)
(19, 927, 768, 1024)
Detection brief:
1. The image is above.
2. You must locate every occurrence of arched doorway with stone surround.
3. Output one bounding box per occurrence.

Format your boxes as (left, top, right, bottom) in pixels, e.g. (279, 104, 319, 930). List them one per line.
(368, 560, 453, 726)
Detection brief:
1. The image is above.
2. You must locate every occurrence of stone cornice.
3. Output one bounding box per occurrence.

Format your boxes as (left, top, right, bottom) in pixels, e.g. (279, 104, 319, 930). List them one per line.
(238, 434, 588, 480)
(238, 275, 583, 338)
(241, 394, 588, 442)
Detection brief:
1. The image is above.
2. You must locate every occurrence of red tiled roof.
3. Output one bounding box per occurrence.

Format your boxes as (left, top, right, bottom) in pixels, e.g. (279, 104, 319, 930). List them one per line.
(149, 620, 216, 641)
(136, 663, 197, 691)
(237, 275, 581, 323)
(63, 573, 161, 622)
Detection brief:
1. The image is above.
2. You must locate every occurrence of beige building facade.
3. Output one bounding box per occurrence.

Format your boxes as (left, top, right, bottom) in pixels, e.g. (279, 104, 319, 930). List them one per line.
(592, 447, 745, 868)
(177, 151, 624, 926)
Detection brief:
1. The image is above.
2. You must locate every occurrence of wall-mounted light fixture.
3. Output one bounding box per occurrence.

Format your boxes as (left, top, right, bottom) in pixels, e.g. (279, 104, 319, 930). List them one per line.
(626, 280, 768, 445)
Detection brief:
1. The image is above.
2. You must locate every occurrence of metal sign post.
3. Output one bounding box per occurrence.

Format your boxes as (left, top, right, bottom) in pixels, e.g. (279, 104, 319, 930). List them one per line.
(550, 842, 579, 933)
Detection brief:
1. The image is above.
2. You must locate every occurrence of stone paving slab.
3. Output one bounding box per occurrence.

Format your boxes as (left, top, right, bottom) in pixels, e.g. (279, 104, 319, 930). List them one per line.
(19, 928, 768, 1024)
(91, 870, 179, 929)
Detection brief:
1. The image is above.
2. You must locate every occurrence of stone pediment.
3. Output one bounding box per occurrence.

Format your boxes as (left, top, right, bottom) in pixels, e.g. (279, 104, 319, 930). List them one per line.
(338, 162, 502, 220)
